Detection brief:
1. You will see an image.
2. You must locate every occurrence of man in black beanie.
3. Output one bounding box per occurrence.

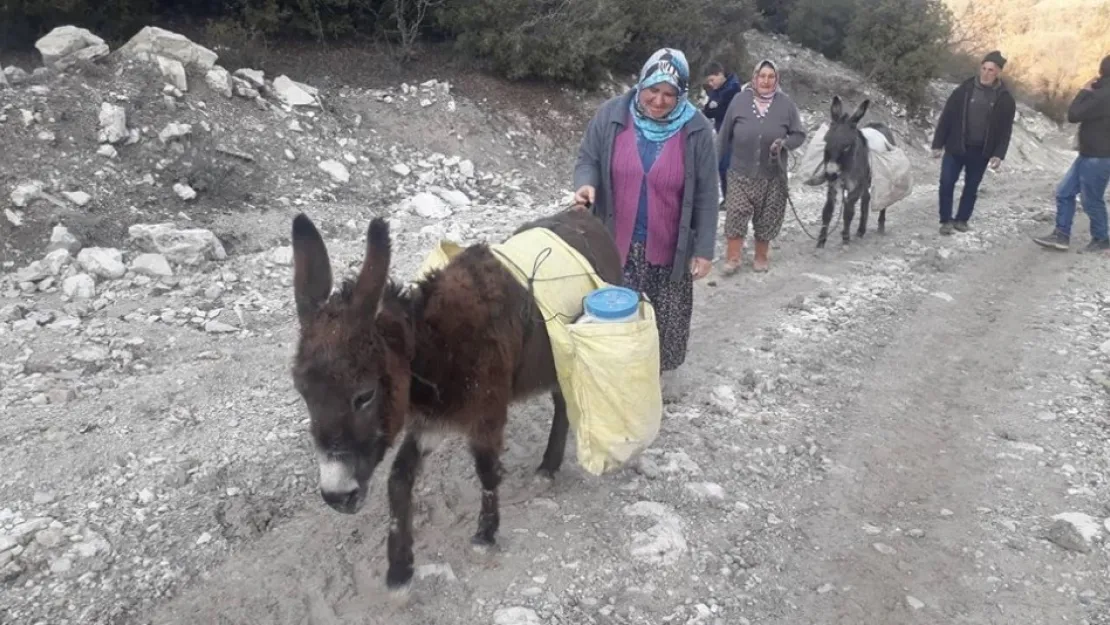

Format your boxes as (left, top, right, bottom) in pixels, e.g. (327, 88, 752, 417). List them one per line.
(930, 50, 1018, 235)
(1033, 55, 1110, 253)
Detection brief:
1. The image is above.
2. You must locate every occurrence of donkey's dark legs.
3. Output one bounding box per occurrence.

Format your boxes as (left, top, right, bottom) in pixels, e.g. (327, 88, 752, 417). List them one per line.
(817, 185, 838, 248)
(470, 438, 504, 546)
(878, 208, 887, 234)
(386, 433, 422, 589)
(841, 196, 857, 244)
(857, 189, 872, 238)
(537, 389, 569, 478)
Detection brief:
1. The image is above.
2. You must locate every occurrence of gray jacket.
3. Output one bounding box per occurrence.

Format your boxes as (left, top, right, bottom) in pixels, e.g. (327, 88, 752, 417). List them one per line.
(573, 91, 720, 282)
(717, 88, 806, 178)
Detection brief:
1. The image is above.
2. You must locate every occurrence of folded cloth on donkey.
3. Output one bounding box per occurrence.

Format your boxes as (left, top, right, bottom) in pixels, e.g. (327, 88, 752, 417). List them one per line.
(415, 225, 663, 476)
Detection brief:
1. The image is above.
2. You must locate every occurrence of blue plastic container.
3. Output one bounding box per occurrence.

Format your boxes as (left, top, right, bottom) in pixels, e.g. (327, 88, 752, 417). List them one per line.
(580, 286, 641, 324)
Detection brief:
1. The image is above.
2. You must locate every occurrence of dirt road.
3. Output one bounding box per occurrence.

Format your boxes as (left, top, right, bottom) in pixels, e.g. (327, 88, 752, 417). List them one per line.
(109, 173, 1107, 624)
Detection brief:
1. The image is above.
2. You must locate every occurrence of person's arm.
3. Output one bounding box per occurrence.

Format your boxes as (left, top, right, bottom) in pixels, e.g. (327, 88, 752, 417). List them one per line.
(782, 100, 807, 151)
(1067, 83, 1110, 123)
(692, 120, 720, 262)
(716, 94, 740, 167)
(932, 87, 960, 151)
(991, 93, 1017, 162)
(572, 109, 605, 191)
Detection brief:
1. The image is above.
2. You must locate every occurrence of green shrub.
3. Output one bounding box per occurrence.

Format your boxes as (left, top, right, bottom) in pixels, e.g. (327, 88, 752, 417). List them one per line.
(842, 0, 952, 114)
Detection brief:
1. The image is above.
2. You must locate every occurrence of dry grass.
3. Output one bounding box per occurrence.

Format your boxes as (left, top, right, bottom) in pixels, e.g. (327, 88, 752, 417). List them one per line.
(944, 0, 1109, 121)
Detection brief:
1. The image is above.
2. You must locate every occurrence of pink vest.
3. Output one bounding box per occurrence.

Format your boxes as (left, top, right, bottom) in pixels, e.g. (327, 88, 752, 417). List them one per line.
(610, 121, 686, 267)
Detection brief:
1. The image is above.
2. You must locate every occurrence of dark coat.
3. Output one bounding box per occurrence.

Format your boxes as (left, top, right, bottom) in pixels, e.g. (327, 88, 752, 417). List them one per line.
(1067, 80, 1110, 158)
(931, 76, 1018, 161)
(702, 73, 742, 132)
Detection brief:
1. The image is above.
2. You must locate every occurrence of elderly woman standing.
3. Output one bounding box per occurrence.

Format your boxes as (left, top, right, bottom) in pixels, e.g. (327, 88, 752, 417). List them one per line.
(572, 47, 719, 372)
(718, 59, 806, 274)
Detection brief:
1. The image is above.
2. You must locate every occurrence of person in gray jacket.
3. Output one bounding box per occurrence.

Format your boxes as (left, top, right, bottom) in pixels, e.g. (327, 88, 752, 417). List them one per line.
(572, 47, 719, 373)
(717, 59, 806, 273)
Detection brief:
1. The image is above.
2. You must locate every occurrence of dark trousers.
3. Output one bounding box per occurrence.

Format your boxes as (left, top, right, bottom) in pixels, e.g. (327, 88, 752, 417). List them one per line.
(938, 146, 990, 223)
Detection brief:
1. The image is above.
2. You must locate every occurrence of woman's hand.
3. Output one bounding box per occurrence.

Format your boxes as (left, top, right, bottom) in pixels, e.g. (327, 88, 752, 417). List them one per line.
(573, 185, 596, 210)
(690, 257, 712, 280)
(770, 138, 784, 157)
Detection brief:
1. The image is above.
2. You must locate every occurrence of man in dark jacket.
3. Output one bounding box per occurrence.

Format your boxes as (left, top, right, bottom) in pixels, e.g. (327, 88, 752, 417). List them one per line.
(703, 62, 741, 197)
(1033, 55, 1110, 252)
(931, 50, 1018, 235)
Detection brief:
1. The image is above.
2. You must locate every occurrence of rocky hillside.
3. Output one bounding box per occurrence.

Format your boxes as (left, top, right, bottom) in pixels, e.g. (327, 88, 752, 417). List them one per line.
(3, 24, 1105, 625)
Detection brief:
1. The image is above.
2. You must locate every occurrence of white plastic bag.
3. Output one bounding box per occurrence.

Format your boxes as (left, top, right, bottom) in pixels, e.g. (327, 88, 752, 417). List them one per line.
(860, 127, 913, 212)
(797, 123, 830, 186)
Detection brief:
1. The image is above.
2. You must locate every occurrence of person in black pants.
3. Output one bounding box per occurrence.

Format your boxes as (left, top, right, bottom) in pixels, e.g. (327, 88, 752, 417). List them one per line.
(931, 50, 1017, 235)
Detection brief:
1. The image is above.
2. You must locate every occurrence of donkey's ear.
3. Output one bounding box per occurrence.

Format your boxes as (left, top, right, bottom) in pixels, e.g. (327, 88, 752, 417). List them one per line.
(292, 213, 333, 325)
(351, 217, 392, 322)
(849, 99, 870, 125)
(830, 95, 843, 120)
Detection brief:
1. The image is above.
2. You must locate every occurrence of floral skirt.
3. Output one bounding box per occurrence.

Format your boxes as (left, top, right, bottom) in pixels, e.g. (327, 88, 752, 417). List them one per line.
(723, 172, 789, 241)
(622, 241, 693, 372)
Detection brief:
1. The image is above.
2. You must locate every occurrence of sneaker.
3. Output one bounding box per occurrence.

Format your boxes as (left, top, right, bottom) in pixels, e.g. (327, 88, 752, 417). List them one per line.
(1082, 238, 1110, 253)
(1032, 230, 1070, 251)
(939, 223, 954, 235)
(952, 221, 971, 233)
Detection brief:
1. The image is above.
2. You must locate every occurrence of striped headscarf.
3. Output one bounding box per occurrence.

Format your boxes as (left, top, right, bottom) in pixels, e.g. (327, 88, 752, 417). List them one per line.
(630, 48, 697, 143)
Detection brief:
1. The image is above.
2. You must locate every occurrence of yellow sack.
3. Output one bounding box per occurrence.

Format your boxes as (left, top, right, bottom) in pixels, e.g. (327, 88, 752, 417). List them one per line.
(414, 228, 663, 476)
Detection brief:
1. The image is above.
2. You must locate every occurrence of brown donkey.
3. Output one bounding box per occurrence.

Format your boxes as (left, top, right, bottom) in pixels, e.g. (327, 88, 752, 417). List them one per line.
(290, 209, 623, 591)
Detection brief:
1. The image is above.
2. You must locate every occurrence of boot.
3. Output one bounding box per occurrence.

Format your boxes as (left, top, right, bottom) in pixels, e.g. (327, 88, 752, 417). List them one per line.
(721, 237, 743, 275)
(753, 240, 770, 272)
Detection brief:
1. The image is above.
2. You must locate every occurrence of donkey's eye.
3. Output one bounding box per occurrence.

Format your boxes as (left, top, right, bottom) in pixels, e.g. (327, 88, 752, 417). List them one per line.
(352, 389, 376, 412)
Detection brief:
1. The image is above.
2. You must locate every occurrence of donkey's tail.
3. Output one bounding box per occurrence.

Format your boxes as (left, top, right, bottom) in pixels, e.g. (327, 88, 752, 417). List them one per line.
(864, 122, 896, 146)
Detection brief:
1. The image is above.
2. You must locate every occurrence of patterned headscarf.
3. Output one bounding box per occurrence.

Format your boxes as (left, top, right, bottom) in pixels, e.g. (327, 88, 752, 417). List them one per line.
(742, 59, 780, 116)
(630, 48, 697, 143)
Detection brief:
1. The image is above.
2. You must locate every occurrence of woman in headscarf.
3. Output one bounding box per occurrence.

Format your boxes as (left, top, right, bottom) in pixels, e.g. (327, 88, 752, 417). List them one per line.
(571, 47, 719, 373)
(717, 59, 806, 274)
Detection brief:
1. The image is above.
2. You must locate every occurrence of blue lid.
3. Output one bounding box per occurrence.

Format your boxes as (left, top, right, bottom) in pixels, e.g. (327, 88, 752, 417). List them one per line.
(584, 286, 639, 320)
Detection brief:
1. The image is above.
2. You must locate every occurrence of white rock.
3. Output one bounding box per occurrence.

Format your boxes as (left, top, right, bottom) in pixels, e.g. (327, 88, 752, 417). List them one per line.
(392, 163, 412, 177)
(48, 225, 82, 254)
(156, 55, 188, 91)
(492, 607, 542, 625)
(623, 501, 688, 565)
(272, 75, 318, 107)
(62, 274, 96, 299)
(404, 192, 451, 219)
(685, 482, 726, 500)
(233, 68, 264, 87)
(35, 26, 106, 68)
(5, 209, 23, 226)
(11, 180, 43, 207)
(268, 246, 293, 266)
(459, 159, 475, 178)
(98, 103, 128, 144)
(196, 532, 212, 545)
(1099, 339, 1110, 355)
(173, 183, 197, 200)
(906, 595, 925, 610)
(119, 26, 217, 70)
(318, 160, 350, 183)
(204, 320, 238, 334)
(711, 385, 737, 411)
(128, 223, 226, 265)
(42, 249, 71, 275)
(55, 43, 109, 70)
(97, 144, 118, 158)
(130, 253, 173, 277)
(204, 66, 233, 98)
(62, 191, 91, 206)
(1047, 512, 1102, 553)
(431, 187, 472, 207)
(158, 122, 192, 143)
(76, 247, 125, 279)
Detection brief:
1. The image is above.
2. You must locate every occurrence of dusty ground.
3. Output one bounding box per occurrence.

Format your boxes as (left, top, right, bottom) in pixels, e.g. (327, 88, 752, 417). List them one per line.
(2, 28, 1108, 625)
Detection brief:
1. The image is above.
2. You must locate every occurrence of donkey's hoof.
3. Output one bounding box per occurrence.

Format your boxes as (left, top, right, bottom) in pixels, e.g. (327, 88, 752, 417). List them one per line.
(816, 240, 827, 249)
(856, 229, 866, 238)
(386, 564, 414, 593)
(470, 532, 498, 553)
(534, 465, 558, 481)
(877, 224, 886, 235)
